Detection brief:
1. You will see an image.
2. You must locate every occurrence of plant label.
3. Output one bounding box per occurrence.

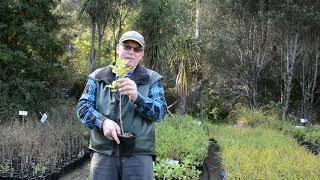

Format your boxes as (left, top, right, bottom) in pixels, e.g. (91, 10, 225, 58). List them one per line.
(166, 159, 179, 165)
(18, 111, 28, 116)
(40, 113, 48, 123)
(300, 118, 308, 123)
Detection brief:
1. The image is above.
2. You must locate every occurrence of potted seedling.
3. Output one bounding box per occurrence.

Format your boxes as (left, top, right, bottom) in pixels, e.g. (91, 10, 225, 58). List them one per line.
(106, 58, 136, 157)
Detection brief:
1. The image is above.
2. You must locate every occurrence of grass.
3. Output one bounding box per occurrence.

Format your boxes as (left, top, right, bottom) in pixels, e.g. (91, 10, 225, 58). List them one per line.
(154, 115, 210, 179)
(228, 105, 280, 128)
(208, 125, 320, 179)
(155, 115, 209, 164)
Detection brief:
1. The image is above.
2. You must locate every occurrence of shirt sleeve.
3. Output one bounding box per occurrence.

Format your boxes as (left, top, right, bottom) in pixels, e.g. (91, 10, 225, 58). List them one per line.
(134, 79, 167, 122)
(77, 78, 106, 130)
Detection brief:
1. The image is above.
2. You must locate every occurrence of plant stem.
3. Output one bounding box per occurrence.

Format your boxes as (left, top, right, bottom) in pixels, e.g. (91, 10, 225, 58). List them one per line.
(119, 94, 124, 135)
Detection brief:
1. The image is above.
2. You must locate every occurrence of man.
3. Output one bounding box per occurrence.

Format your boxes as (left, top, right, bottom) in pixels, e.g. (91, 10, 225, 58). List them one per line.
(77, 30, 167, 180)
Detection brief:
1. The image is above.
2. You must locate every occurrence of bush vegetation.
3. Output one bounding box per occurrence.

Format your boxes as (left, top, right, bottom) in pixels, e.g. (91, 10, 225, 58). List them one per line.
(228, 104, 281, 128)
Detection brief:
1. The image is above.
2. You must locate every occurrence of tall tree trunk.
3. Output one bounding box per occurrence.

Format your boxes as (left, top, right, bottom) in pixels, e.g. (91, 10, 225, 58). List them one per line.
(89, 17, 96, 73)
(300, 57, 306, 117)
(310, 35, 319, 106)
(252, 79, 258, 107)
(300, 34, 319, 118)
(113, 26, 117, 61)
(195, 0, 202, 39)
(97, 20, 106, 67)
(195, 0, 204, 120)
(282, 32, 299, 119)
(97, 24, 103, 67)
(114, 14, 123, 61)
(176, 62, 188, 114)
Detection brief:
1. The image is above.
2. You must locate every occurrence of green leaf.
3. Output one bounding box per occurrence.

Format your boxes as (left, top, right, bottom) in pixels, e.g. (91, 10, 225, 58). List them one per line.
(105, 58, 131, 91)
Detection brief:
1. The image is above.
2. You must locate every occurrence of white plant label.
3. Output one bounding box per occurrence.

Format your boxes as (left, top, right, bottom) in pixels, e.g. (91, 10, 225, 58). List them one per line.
(300, 118, 308, 123)
(19, 111, 28, 116)
(40, 113, 48, 123)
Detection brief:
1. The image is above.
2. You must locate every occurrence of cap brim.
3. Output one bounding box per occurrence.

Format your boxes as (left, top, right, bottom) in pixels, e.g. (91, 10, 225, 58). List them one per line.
(120, 38, 144, 47)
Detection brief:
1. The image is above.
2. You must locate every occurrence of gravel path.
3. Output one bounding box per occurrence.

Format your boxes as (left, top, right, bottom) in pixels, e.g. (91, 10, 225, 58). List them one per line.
(198, 142, 223, 180)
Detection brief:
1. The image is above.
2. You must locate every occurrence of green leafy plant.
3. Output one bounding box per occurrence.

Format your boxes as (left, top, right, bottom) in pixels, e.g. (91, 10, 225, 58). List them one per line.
(153, 159, 201, 179)
(106, 58, 131, 134)
(289, 125, 320, 154)
(0, 163, 13, 175)
(106, 58, 131, 92)
(33, 163, 46, 176)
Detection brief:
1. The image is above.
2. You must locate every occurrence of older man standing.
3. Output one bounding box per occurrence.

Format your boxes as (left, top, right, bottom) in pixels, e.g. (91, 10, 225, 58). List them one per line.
(77, 30, 167, 180)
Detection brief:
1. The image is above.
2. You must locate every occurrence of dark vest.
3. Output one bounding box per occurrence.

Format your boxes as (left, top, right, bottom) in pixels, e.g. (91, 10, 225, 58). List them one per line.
(87, 63, 162, 155)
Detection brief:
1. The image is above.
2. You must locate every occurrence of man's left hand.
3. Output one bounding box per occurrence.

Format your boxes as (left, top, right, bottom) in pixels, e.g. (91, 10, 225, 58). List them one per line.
(118, 78, 138, 102)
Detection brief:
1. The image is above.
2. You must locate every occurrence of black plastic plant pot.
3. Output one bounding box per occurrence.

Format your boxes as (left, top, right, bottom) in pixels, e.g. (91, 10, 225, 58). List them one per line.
(118, 132, 136, 157)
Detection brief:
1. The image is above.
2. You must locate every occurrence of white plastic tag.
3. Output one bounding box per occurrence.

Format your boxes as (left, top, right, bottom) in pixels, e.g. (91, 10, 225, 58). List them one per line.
(19, 111, 28, 116)
(40, 113, 48, 123)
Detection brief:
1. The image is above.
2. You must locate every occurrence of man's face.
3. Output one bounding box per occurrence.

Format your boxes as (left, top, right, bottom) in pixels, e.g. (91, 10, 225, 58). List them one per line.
(117, 40, 144, 69)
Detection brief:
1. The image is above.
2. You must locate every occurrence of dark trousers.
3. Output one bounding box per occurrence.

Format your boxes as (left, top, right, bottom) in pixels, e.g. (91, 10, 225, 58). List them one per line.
(90, 152, 153, 180)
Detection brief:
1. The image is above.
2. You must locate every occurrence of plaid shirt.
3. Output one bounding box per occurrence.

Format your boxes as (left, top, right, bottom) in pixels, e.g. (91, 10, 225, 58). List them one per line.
(77, 78, 167, 130)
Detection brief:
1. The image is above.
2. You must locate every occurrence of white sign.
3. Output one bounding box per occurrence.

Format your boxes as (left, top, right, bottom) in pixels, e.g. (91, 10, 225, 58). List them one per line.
(300, 118, 308, 123)
(19, 111, 28, 116)
(166, 159, 179, 165)
(40, 113, 48, 123)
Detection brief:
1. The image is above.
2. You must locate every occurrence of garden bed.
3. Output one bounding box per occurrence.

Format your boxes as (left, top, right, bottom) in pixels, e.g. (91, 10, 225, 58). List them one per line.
(208, 125, 320, 178)
(289, 125, 320, 155)
(154, 115, 211, 179)
(0, 105, 90, 179)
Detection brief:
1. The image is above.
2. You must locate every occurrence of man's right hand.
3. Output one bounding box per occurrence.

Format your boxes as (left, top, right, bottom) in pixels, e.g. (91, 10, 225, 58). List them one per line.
(102, 119, 121, 144)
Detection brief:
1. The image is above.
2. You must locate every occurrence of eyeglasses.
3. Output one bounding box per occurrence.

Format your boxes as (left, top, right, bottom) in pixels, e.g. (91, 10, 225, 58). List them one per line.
(121, 44, 143, 53)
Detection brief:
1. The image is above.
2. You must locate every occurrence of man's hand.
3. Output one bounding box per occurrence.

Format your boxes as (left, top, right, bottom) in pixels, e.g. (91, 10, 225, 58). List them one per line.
(118, 78, 138, 102)
(102, 119, 121, 144)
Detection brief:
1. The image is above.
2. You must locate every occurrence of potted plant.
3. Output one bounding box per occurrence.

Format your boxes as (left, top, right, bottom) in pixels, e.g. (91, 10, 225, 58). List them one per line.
(106, 58, 136, 157)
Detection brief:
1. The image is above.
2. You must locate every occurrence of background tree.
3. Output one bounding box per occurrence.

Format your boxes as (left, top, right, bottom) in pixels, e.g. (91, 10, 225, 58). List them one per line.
(1, 0, 320, 122)
(135, 0, 181, 73)
(79, 0, 98, 73)
(0, 0, 64, 119)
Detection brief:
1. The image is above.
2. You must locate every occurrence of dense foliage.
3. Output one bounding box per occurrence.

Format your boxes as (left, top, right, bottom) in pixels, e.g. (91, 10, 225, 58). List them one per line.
(290, 125, 320, 154)
(200, 0, 320, 121)
(0, 0, 65, 119)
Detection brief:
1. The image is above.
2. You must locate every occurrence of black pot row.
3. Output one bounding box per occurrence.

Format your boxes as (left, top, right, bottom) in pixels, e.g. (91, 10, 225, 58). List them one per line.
(0, 150, 90, 180)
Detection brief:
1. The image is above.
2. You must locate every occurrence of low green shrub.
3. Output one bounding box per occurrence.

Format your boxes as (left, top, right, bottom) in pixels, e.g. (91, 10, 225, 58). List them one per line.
(208, 125, 320, 179)
(153, 159, 201, 180)
(290, 125, 320, 154)
(154, 115, 210, 179)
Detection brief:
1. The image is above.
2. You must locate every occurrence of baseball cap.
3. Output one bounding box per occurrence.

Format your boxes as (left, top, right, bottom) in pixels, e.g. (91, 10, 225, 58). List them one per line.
(119, 31, 145, 48)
